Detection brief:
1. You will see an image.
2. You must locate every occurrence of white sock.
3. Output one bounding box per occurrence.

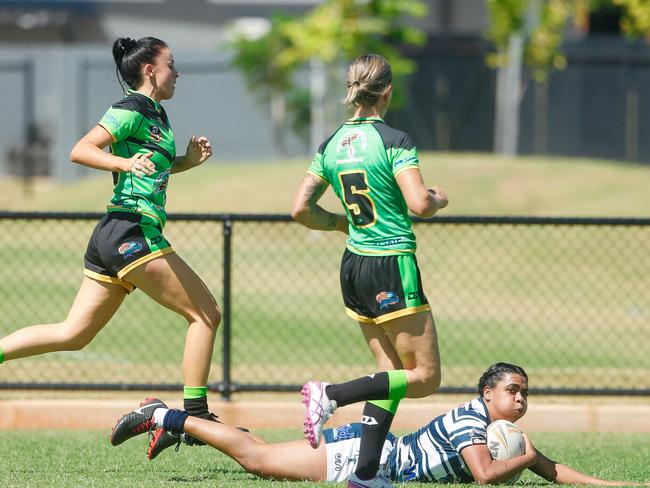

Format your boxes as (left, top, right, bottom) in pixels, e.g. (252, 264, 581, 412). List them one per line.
(153, 407, 169, 428)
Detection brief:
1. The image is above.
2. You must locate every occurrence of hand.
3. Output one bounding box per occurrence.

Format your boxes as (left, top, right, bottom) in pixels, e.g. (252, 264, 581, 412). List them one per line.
(125, 152, 155, 178)
(185, 136, 212, 166)
(521, 433, 538, 467)
(429, 186, 449, 209)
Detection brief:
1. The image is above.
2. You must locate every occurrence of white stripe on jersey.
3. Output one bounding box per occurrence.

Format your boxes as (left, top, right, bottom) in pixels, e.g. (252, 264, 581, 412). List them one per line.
(388, 397, 490, 483)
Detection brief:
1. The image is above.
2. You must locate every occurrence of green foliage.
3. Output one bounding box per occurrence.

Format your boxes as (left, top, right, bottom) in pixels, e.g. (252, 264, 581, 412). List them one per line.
(228, 0, 427, 142)
(487, 0, 650, 82)
(614, 0, 650, 36)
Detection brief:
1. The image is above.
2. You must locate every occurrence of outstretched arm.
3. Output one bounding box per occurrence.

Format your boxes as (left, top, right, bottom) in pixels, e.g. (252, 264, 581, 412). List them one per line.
(291, 173, 348, 233)
(172, 136, 212, 174)
(531, 449, 648, 486)
(461, 434, 537, 484)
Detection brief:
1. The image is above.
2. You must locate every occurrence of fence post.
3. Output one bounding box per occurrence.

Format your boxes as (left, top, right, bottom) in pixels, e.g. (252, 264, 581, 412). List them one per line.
(221, 218, 233, 400)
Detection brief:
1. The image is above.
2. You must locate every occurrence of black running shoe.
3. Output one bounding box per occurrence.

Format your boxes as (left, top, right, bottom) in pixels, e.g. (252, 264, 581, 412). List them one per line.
(182, 412, 220, 446)
(110, 397, 167, 446)
(148, 428, 181, 460)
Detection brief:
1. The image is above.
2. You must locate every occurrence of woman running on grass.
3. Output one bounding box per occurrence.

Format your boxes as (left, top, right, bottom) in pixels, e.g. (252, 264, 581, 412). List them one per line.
(290, 54, 449, 488)
(0, 36, 219, 458)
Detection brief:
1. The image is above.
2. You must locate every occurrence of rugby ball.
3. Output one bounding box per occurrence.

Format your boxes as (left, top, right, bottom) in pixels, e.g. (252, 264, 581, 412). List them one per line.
(486, 420, 525, 483)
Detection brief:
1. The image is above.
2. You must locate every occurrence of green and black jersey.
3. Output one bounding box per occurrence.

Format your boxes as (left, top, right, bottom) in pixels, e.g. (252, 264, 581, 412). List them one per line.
(308, 117, 420, 256)
(98, 89, 176, 228)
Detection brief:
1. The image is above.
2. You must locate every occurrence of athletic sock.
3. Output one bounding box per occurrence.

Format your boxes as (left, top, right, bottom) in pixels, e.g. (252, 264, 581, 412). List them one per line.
(325, 370, 408, 407)
(161, 409, 190, 435)
(0, 346, 4, 364)
(152, 407, 169, 428)
(183, 386, 209, 416)
(354, 400, 399, 480)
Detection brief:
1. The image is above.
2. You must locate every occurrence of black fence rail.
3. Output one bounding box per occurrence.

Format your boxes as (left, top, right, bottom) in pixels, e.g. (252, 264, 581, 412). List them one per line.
(1, 212, 649, 398)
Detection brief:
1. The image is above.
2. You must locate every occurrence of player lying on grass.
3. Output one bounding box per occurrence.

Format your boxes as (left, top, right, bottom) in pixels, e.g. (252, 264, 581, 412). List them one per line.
(111, 362, 646, 485)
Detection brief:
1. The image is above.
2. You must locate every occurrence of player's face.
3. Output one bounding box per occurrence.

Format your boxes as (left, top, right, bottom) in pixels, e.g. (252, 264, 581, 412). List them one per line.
(151, 47, 179, 101)
(483, 373, 529, 423)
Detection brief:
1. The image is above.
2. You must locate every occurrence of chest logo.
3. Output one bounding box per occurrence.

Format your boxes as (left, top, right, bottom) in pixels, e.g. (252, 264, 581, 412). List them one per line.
(149, 125, 162, 143)
(336, 129, 367, 162)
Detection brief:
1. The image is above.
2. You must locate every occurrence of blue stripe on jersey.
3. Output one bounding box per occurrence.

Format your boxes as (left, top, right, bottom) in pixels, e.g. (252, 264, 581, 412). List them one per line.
(388, 397, 489, 483)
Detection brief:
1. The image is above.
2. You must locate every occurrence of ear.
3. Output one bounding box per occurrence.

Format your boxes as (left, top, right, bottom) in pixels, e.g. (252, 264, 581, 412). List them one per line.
(143, 63, 155, 78)
(383, 84, 393, 101)
(483, 386, 492, 402)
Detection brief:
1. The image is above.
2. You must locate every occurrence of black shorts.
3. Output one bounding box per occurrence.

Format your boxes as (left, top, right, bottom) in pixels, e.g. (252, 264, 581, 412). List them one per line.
(83, 211, 174, 293)
(339, 248, 430, 325)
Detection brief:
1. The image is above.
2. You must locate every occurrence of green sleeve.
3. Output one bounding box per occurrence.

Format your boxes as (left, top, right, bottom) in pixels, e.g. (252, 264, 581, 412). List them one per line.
(98, 107, 144, 142)
(389, 145, 420, 176)
(307, 152, 328, 183)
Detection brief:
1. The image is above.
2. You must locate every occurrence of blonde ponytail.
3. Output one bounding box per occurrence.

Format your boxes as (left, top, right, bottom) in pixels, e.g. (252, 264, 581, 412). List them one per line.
(342, 54, 392, 108)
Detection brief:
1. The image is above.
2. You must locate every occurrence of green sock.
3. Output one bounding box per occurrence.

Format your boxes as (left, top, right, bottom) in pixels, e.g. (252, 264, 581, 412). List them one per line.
(387, 369, 408, 400)
(0, 346, 4, 364)
(369, 397, 401, 415)
(183, 386, 208, 400)
(183, 386, 208, 417)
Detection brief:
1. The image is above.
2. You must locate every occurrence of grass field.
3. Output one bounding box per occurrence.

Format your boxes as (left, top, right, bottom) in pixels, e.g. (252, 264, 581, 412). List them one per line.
(0, 430, 649, 487)
(0, 153, 649, 390)
(0, 152, 648, 216)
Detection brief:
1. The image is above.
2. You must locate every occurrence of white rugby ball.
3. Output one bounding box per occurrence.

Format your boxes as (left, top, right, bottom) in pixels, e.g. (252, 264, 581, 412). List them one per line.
(486, 420, 526, 483)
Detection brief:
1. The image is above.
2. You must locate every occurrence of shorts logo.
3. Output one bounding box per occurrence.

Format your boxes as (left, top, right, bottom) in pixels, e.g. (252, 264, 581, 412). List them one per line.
(376, 291, 400, 309)
(407, 291, 420, 301)
(149, 125, 162, 142)
(332, 424, 356, 441)
(118, 241, 143, 259)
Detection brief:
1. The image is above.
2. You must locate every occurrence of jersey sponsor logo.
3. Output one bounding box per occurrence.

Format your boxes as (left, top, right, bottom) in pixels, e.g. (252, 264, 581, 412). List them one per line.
(336, 129, 367, 163)
(471, 427, 487, 444)
(103, 113, 121, 130)
(149, 125, 162, 143)
(376, 291, 400, 309)
(394, 155, 418, 168)
(154, 169, 171, 194)
(118, 241, 143, 258)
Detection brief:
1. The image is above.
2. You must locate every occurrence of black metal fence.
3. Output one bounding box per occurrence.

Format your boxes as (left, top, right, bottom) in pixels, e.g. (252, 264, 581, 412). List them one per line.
(1, 212, 649, 397)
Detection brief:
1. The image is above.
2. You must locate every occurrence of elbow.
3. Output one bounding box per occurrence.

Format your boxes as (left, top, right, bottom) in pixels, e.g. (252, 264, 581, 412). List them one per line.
(408, 200, 437, 218)
(290, 205, 308, 224)
(69, 144, 81, 164)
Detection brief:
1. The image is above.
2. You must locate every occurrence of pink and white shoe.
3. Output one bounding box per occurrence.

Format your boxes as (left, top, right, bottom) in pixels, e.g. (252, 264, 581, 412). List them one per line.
(301, 380, 337, 448)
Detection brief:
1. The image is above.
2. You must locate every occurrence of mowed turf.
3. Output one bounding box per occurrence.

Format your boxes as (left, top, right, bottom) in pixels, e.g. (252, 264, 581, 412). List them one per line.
(0, 430, 649, 487)
(0, 154, 649, 389)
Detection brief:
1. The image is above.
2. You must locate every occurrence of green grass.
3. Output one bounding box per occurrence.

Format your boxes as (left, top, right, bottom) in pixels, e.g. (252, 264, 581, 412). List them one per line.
(1, 152, 649, 216)
(0, 153, 649, 390)
(0, 430, 648, 487)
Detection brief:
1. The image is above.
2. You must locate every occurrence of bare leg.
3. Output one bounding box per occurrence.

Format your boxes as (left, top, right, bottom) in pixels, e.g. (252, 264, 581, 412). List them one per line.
(183, 416, 327, 481)
(359, 321, 403, 371)
(123, 253, 220, 387)
(0, 277, 126, 360)
(382, 310, 441, 398)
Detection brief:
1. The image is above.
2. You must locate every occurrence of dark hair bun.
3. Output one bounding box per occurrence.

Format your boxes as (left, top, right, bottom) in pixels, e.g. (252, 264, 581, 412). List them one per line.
(112, 37, 137, 65)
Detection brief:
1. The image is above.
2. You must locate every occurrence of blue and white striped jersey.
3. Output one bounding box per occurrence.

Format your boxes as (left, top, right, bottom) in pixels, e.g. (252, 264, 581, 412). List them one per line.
(386, 397, 491, 483)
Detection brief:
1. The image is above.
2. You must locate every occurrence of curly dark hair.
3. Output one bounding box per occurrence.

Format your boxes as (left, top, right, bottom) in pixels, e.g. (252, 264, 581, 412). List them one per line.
(477, 362, 528, 396)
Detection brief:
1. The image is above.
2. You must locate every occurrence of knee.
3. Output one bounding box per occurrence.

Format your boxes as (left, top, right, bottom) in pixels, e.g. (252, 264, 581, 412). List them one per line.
(59, 324, 95, 351)
(190, 305, 221, 332)
(409, 364, 441, 398)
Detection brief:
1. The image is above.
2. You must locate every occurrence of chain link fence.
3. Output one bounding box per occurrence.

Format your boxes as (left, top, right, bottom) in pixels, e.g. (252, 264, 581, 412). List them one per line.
(0, 212, 649, 396)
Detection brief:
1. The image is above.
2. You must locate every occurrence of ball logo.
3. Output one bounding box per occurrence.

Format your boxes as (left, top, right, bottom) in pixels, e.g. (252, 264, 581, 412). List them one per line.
(376, 291, 400, 309)
(118, 241, 143, 259)
(149, 125, 162, 142)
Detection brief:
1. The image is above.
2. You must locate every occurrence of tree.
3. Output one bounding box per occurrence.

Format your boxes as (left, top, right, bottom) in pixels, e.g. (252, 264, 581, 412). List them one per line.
(229, 0, 427, 154)
(486, 0, 650, 156)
